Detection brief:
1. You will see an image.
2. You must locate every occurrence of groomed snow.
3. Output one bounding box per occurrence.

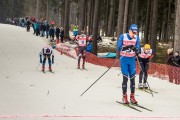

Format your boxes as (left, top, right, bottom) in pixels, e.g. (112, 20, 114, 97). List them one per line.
(0, 24, 180, 120)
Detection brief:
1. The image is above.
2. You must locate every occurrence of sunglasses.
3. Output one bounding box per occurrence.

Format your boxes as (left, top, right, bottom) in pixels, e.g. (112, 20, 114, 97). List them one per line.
(132, 31, 137, 35)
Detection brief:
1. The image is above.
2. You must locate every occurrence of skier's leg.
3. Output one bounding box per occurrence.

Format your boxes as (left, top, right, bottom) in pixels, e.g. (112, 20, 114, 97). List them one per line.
(139, 62, 145, 88)
(42, 55, 47, 71)
(129, 58, 137, 104)
(77, 48, 82, 69)
(120, 57, 129, 95)
(143, 62, 149, 88)
(82, 50, 86, 69)
(122, 75, 129, 104)
(48, 55, 52, 71)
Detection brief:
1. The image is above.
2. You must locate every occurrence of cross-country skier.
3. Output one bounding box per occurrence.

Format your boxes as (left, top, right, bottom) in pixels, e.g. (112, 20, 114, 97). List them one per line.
(39, 45, 54, 72)
(138, 44, 154, 89)
(77, 30, 88, 69)
(117, 24, 140, 104)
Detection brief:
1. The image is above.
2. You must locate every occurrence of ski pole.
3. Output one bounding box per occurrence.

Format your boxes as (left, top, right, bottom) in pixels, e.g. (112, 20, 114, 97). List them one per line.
(36, 63, 41, 71)
(80, 59, 119, 96)
(135, 55, 153, 97)
(118, 71, 122, 76)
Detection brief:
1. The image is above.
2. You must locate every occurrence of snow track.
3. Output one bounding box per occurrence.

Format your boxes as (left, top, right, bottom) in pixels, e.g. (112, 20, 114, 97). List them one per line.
(0, 24, 180, 120)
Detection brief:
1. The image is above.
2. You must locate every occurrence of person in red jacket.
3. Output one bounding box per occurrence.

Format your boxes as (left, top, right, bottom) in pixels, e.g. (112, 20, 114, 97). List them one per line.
(138, 44, 154, 89)
(77, 30, 88, 69)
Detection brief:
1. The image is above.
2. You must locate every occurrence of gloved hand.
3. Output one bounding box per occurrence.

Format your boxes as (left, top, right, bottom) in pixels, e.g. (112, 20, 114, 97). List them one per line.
(130, 45, 138, 53)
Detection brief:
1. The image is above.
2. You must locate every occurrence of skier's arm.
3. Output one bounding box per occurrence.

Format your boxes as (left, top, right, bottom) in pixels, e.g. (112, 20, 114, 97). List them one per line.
(51, 50, 54, 64)
(149, 49, 154, 59)
(39, 49, 43, 63)
(117, 34, 124, 51)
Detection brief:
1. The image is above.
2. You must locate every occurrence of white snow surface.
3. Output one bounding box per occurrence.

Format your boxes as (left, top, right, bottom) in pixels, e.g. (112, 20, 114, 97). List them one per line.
(0, 24, 180, 120)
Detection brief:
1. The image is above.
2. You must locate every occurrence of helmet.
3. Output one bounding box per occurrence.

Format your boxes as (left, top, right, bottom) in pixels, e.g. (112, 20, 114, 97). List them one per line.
(144, 44, 150, 50)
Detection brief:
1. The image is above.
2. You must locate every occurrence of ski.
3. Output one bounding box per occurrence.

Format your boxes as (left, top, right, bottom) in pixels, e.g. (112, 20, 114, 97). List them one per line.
(116, 101, 142, 112)
(81, 68, 88, 71)
(146, 89, 158, 94)
(137, 88, 158, 94)
(50, 71, 55, 74)
(131, 103, 153, 112)
(136, 88, 152, 94)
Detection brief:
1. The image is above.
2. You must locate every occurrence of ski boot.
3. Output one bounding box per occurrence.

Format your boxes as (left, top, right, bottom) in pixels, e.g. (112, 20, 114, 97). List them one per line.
(42, 66, 45, 72)
(82, 64, 85, 69)
(130, 93, 137, 104)
(143, 83, 148, 89)
(138, 83, 143, 89)
(122, 94, 129, 104)
(49, 66, 52, 72)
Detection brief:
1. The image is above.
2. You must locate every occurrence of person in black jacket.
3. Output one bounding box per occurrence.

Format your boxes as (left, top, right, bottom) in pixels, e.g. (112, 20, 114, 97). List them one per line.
(167, 49, 180, 67)
(60, 27, 64, 43)
(55, 26, 60, 40)
(45, 22, 50, 38)
(174, 51, 180, 66)
(49, 25, 55, 41)
(26, 19, 31, 32)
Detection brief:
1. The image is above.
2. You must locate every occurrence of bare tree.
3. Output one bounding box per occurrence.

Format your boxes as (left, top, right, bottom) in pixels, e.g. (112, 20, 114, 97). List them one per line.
(150, 0, 158, 62)
(123, 0, 129, 33)
(144, 0, 151, 43)
(174, 0, 180, 52)
(36, 0, 39, 20)
(92, 0, 100, 55)
(46, 0, 49, 21)
(64, 0, 70, 39)
(78, 0, 85, 33)
(116, 0, 125, 59)
(107, 0, 114, 36)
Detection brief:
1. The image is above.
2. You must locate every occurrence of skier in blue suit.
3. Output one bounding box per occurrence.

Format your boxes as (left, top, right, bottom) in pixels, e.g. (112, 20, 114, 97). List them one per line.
(117, 24, 140, 104)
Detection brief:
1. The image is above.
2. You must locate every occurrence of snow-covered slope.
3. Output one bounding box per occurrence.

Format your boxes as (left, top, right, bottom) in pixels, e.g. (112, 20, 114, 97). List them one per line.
(0, 24, 180, 120)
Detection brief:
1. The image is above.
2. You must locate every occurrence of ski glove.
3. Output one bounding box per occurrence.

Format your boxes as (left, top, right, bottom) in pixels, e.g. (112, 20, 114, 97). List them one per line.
(130, 45, 139, 54)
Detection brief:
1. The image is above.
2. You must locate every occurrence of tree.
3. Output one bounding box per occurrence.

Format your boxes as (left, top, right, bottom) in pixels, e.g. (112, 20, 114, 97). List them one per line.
(144, 0, 151, 43)
(123, 0, 129, 33)
(116, 0, 125, 59)
(36, 0, 40, 20)
(78, 0, 85, 33)
(46, 0, 49, 21)
(174, 0, 180, 52)
(92, 0, 100, 55)
(107, 0, 115, 36)
(64, 0, 70, 39)
(150, 0, 158, 62)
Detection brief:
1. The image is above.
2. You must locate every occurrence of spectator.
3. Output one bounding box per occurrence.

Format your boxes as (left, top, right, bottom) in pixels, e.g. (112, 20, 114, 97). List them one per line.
(49, 25, 55, 41)
(167, 48, 180, 67)
(55, 26, 60, 40)
(60, 27, 64, 43)
(174, 51, 180, 66)
(26, 19, 31, 32)
(45, 21, 50, 38)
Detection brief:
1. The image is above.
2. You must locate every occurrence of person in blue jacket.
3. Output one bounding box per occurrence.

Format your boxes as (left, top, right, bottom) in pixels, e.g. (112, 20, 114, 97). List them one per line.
(86, 41, 92, 53)
(117, 24, 140, 104)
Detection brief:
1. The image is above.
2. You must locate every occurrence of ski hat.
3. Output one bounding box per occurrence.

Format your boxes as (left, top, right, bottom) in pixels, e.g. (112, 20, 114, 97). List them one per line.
(144, 44, 150, 50)
(129, 24, 138, 32)
(52, 45, 56, 49)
